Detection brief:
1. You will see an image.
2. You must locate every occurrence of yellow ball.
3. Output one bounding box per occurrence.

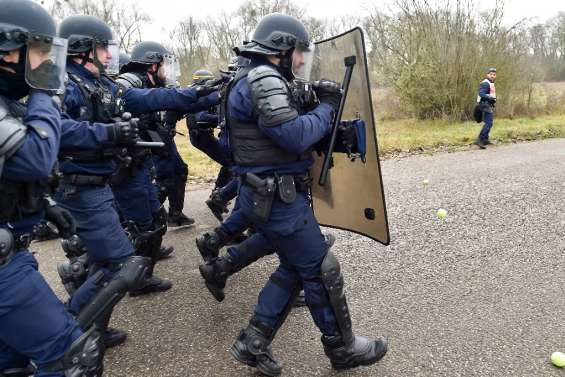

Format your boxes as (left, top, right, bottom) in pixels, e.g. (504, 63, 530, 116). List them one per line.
(436, 208, 447, 220)
(551, 352, 565, 367)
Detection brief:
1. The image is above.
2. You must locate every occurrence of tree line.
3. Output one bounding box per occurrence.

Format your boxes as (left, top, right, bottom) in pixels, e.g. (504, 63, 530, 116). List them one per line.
(45, 0, 565, 120)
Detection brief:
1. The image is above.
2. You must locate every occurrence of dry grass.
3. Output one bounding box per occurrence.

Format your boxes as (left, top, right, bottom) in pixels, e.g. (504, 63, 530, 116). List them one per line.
(175, 84, 565, 178)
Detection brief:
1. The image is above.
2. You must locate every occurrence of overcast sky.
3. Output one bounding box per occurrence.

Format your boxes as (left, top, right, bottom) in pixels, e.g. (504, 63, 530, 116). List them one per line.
(43, 0, 565, 43)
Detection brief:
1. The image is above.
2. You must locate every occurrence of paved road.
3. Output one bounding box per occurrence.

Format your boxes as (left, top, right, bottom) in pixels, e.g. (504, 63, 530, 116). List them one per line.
(34, 138, 565, 376)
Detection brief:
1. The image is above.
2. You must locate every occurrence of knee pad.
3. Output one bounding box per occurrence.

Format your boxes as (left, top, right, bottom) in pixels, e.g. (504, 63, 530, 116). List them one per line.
(320, 251, 353, 343)
(40, 326, 104, 377)
(57, 254, 89, 296)
(76, 256, 150, 330)
(61, 234, 88, 258)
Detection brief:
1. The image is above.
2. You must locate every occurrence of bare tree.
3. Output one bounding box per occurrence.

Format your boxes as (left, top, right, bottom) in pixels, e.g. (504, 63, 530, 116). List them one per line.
(49, 0, 150, 51)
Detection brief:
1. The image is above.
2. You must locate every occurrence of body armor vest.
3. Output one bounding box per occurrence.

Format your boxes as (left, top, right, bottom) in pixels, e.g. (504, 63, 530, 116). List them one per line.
(225, 66, 310, 167)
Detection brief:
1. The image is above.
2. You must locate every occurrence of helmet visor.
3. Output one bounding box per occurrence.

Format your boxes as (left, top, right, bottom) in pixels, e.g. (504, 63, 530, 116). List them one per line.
(162, 53, 178, 86)
(25, 36, 68, 92)
(100, 40, 120, 76)
(292, 44, 315, 81)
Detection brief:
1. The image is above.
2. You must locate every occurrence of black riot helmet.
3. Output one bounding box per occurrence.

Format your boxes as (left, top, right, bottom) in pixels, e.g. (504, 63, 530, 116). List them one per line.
(238, 13, 310, 57)
(58, 15, 119, 76)
(119, 52, 131, 74)
(192, 69, 214, 85)
(0, 0, 68, 98)
(130, 41, 170, 64)
(128, 41, 177, 87)
(238, 13, 311, 80)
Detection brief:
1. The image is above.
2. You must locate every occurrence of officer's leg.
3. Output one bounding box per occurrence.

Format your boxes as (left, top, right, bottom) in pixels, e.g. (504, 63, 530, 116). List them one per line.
(55, 183, 135, 348)
(57, 235, 89, 296)
(276, 209, 387, 370)
(112, 165, 173, 293)
(199, 232, 275, 302)
(214, 166, 233, 190)
(230, 263, 301, 376)
(168, 145, 193, 227)
(206, 177, 238, 222)
(200, 232, 336, 303)
(146, 170, 176, 260)
(0, 252, 100, 377)
(196, 202, 251, 262)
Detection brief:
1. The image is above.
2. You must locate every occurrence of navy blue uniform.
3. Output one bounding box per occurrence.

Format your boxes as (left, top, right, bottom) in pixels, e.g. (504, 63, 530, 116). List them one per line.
(226, 61, 339, 335)
(58, 62, 219, 312)
(0, 92, 83, 377)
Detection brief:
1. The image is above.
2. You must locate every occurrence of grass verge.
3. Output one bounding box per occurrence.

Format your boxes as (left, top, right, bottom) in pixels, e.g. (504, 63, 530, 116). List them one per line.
(175, 115, 565, 179)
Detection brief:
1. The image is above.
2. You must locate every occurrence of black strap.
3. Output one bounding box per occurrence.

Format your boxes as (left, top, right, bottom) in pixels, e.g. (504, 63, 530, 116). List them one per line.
(62, 174, 108, 186)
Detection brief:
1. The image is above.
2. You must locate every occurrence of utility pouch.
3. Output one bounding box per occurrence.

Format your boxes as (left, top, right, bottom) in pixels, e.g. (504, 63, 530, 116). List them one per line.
(245, 173, 276, 223)
(277, 175, 296, 204)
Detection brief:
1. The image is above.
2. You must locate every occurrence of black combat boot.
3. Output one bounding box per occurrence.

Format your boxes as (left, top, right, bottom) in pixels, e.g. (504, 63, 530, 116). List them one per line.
(198, 255, 235, 302)
(104, 327, 127, 348)
(129, 275, 172, 297)
(167, 211, 195, 227)
(195, 227, 231, 262)
(157, 244, 174, 260)
(205, 189, 230, 222)
(230, 319, 282, 377)
(321, 334, 388, 370)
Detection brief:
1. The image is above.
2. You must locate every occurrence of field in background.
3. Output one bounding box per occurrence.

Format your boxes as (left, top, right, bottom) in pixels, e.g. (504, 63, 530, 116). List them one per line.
(175, 82, 565, 180)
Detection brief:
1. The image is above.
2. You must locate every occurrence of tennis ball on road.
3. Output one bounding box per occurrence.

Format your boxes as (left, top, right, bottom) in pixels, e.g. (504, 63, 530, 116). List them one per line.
(436, 208, 447, 220)
(423, 179, 430, 186)
(551, 352, 565, 367)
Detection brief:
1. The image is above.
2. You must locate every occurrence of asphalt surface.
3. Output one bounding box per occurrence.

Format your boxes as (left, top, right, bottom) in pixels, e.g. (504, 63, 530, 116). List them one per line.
(34, 138, 565, 377)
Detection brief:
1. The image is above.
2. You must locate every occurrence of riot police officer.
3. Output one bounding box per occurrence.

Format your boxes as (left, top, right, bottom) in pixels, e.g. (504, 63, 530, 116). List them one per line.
(223, 14, 387, 375)
(118, 41, 194, 228)
(0, 1, 104, 375)
(55, 15, 219, 343)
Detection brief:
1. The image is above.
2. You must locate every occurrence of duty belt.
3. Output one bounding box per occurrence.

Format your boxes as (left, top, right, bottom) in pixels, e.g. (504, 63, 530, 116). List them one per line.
(62, 174, 109, 186)
(241, 173, 312, 193)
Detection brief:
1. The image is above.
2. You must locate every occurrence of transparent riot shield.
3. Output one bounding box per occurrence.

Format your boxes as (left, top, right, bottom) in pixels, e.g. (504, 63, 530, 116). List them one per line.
(309, 28, 390, 245)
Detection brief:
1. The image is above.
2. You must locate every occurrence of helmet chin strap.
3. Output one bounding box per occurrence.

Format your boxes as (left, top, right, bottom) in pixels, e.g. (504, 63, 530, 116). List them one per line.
(279, 49, 295, 81)
(78, 41, 106, 74)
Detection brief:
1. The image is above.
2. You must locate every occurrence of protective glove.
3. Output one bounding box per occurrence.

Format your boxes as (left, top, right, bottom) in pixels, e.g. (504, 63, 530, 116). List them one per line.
(338, 121, 357, 152)
(44, 197, 76, 239)
(111, 116, 139, 145)
(314, 79, 342, 109)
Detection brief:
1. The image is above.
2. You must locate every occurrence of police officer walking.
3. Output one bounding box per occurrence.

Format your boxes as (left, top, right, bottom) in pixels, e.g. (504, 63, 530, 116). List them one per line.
(223, 13, 387, 376)
(55, 14, 220, 345)
(474, 68, 497, 149)
(0, 1, 104, 375)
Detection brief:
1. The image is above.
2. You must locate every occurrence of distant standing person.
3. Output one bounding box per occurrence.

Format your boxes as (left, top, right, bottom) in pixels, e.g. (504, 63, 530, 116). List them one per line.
(475, 68, 497, 149)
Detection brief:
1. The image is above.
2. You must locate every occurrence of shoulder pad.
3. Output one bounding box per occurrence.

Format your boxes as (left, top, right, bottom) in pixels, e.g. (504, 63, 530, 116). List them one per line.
(0, 97, 27, 161)
(116, 72, 144, 89)
(247, 65, 298, 127)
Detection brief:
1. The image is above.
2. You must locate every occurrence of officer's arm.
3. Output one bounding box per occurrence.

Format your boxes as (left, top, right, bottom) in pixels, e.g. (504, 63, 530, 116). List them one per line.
(478, 81, 491, 100)
(121, 86, 220, 114)
(62, 81, 84, 119)
(60, 115, 120, 149)
(195, 111, 219, 125)
(244, 67, 333, 154)
(258, 103, 333, 154)
(2, 91, 62, 180)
